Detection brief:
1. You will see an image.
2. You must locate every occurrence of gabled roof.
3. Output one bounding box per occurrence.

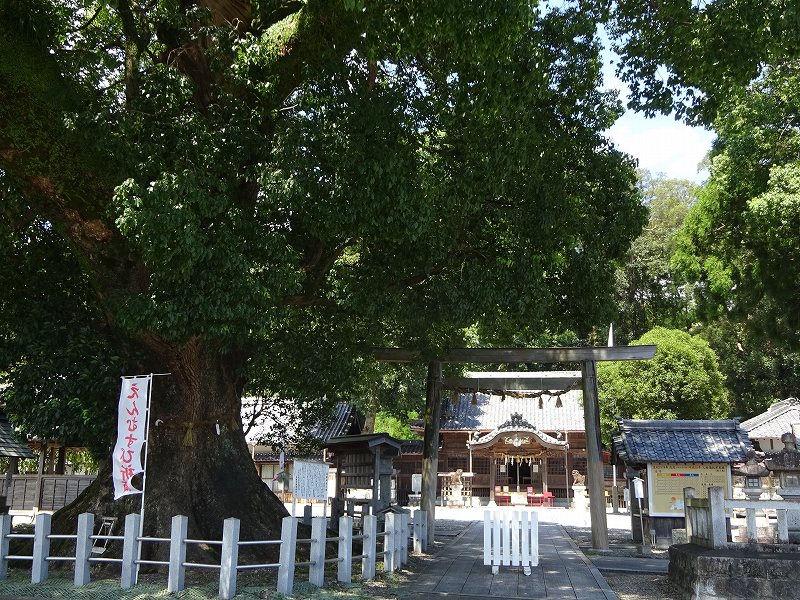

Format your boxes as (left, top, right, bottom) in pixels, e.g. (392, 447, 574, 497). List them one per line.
(309, 402, 363, 443)
(437, 389, 584, 432)
(613, 418, 752, 465)
(0, 413, 36, 459)
(741, 398, 800, 440)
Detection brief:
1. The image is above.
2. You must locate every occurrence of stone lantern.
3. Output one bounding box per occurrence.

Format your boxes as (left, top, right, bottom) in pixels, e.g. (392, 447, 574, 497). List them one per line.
(765, 433, 800, 502)
(734, 449, 769, 501)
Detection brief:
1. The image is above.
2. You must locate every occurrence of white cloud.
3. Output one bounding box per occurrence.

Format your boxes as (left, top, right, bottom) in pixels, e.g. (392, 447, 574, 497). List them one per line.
(606, 113, 715, 183)
(599, 38, 715, 183)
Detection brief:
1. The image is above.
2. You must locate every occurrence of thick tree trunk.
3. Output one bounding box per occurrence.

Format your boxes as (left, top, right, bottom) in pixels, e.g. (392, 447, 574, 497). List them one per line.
(51, 336, 288, 564)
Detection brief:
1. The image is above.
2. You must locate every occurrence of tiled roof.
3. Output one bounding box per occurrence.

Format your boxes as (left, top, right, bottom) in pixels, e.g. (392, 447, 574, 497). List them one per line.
(741, 398, 800, 439)
(309, 402, 363, 443)
(613, 419, 752, 465)
(401, 439, 424, 454)
(439, 389, 584, 432)
(0, 413, 35, 459)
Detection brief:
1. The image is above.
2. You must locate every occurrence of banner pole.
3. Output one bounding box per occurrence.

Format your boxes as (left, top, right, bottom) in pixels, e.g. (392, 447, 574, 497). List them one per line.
(135, 373, 156, 585)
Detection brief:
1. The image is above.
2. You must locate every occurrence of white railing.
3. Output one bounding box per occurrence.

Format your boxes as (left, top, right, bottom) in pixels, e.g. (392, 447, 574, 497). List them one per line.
(684, 486, 798, 548)
(0, 509, 428, 599)
(483, 509, 539, 575)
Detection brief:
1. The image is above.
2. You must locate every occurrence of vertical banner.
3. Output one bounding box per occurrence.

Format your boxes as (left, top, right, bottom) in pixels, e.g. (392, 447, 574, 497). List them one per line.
(112, 376, 151, 500)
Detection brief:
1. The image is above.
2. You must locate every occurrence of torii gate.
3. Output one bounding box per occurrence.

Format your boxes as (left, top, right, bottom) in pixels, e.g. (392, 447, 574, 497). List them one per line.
(373, 345, 656, 549)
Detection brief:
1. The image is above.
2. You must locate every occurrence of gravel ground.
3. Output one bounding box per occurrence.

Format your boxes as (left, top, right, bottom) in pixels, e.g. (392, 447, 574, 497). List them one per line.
(603, 572, 682, 600)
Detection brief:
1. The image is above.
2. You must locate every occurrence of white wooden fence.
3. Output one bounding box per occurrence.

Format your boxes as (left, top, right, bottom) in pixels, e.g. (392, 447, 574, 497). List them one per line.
(0, 509, 429, 599)
(483, 509, 539, 575)
(685, 486, 799, 548)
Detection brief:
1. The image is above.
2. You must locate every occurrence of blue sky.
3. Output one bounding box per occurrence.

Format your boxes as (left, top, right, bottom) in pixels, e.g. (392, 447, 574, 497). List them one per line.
(600, 43, 715, 184)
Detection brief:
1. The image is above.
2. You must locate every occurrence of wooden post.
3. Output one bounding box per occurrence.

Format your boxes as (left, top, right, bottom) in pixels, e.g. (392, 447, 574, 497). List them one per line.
(421, 360, 442, 548)
(74, 512, 94, 586)
(542, 456, 548, 494)
(581, 360, 608, 550)
(120, 513, 140, 589)
(219, 517, 240, 600)
(167, 515, 188, 593)
(34, 440, 47, 513)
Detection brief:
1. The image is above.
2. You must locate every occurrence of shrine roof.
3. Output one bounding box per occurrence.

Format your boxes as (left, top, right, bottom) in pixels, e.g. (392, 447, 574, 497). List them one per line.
(613, 419, 752, 465)
(741, 398, 800, 440)
(0, 411, 35, 459)
(438, 390, 584, 433)
(309, 402, 363, 443)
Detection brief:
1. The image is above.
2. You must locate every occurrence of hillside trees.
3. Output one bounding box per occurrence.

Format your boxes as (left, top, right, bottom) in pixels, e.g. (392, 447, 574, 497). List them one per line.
(598, 327, 729, 440)
(614, 172, 697, 343)
(0, 0, 644, 552)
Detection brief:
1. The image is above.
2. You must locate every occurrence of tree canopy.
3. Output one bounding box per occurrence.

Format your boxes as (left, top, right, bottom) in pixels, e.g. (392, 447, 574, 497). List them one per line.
(613, 171, 697, 343)
(0, 0, 645, 543)
(598, 327, 729, 441)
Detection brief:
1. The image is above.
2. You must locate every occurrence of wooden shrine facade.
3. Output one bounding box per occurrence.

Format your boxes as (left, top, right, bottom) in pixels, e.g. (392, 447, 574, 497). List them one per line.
(394, 386, 598, 505)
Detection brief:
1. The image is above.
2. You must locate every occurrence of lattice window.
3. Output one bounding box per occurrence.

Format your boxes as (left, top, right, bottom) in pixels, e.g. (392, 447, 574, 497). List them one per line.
(472, 457, 491, 474)
(448, 455, 468, 471)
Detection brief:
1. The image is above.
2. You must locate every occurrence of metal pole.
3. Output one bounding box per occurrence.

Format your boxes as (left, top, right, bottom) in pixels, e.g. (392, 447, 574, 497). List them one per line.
(135, 373, 161, 584)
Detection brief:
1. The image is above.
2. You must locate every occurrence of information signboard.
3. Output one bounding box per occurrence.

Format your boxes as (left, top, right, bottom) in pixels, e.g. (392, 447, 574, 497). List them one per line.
(292, 459, 330, 501)
(647, 462, 731, 517)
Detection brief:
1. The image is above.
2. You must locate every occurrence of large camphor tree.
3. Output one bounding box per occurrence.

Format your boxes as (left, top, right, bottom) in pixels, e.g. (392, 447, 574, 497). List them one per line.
(0, 0, 645, 556)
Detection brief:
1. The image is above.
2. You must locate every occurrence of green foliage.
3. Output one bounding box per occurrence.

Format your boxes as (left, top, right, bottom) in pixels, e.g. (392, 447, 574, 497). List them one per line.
(614, 171, 697, 343)
(373, 411, 419, 440)
(0, 0, 645, 453)
(673, 62, 800, 348)
(607, 0, 800, 123)
(698, 318, 800, 420)
(598, 327, 729, 442)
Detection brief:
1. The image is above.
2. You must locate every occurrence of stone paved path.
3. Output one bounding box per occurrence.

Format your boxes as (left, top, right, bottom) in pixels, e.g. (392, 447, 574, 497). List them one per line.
(394, 521, 618, 600)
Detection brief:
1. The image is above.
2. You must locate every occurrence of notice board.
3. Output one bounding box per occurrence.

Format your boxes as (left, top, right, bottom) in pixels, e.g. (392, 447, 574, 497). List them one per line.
(293, 459, 330, 501)
(647, 462, 731, 517)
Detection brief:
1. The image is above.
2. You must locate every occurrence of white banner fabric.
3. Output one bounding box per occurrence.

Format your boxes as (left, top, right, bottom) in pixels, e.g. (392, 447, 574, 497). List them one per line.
(112, 376, 151, 500)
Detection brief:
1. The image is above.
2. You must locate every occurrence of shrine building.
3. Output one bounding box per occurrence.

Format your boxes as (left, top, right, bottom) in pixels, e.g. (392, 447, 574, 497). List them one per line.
(395, 380, 603, 506)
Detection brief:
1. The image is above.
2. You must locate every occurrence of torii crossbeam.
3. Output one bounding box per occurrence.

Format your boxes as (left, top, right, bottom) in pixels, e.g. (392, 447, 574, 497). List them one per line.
(374, 345, 656, 550)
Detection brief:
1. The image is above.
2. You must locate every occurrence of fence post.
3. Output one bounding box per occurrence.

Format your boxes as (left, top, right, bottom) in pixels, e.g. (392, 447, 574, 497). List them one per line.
(412, 510, 422, 555)
(383, 512, 395, 573)
(683, 488, 695, 542)
(277, 516, 297, 595)
(338, 515, 352, 583)
(74, 512, 94, 586)
(167, 514, 188, 593)
(400, 512, 409, 565)
(362, 514, 377, 580)
(219, 517, 240, 600)
(31, 512, 51, 584)
(120, 513, 140, 589)
(309, 516, 326, 587)
(0, 514, 12, 580)
(708, 486, 727, 549)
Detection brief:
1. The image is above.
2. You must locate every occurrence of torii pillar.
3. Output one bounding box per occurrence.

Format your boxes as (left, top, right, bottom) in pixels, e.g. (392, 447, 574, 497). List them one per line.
(373, 345, 656, 551)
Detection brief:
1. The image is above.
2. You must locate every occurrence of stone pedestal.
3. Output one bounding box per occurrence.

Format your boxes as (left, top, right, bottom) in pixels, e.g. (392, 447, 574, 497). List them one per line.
(447, 483, 464, 507)
(572, 485, 588, 511)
